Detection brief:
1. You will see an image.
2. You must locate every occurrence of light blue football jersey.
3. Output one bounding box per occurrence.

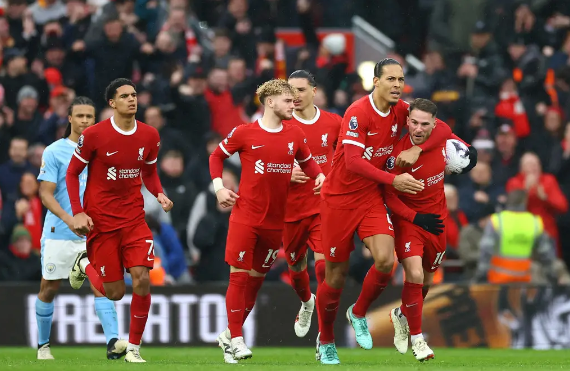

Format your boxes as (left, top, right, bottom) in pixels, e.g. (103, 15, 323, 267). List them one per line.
(38, 138, 88, 241)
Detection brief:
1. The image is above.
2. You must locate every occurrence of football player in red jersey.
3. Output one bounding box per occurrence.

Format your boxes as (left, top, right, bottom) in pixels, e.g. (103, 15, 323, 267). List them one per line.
(316, 59, 455, 364)
(283, 70, 341, 338)
(385, 99, 475, 362)
(65, 78, 173, 363)
(209, 79, 325, 363)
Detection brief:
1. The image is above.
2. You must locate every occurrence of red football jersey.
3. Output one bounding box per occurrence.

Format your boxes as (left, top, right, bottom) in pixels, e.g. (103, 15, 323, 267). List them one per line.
(321, 95, 409, 209)
(386, 134, 448, 218)
(219, 119, 313, 230)
(72, 117, 160, 232)
(283, 107, 341, 222)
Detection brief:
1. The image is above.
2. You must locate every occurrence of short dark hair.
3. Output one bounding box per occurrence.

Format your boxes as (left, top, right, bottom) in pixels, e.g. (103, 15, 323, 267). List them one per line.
(374, 58, 402, 78)
(289, 70, 317, 87)
(162, 150, 183, 160)
(409, 98, 438, 117)
(64, 96, 96, 138)
(105, 78, 136, 102)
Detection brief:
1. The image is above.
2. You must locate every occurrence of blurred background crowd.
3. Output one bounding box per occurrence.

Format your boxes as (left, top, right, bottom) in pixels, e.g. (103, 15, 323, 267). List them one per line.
(1, 0, 570, 286)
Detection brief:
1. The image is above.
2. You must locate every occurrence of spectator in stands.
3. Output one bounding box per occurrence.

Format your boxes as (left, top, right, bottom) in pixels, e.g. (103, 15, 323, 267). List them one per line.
(38, 86, 74, 145)
(0, 137, 37, 214)
(458, 21, 507, 100)
(144, 106, 190, 162)
(71, 15, 154, 108)
(494, 78, 531, 139)
(2, 172, 43, 251)
(158, 149, 198, 244)
(186, 131, 225, 191)
(27, 143, 45, 170)
(444, 183, 469, 251)
(1, 49, 49, 111)
(459, 162, 505, 222)
(169, 66, 212, 150)
(12, 85, 43, 143)
(491, 124, 521, 187)
(0, 224, 41, 281)
(534, 107, 565, 172)
(191, 165, 239, 282)
(506, 152, 568, 250)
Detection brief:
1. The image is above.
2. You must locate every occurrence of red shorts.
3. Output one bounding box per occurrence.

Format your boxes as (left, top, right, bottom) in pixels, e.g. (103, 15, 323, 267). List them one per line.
(321, 200, 395, 263)
(87, 221, 154, 283)
(283, 214, 322, 265)
(225, 221, 283, 274)
(394, 218, 447, 272)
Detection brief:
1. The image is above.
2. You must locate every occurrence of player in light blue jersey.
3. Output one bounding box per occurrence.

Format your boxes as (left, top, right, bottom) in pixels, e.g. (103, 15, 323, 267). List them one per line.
(35, 97, 127, 360)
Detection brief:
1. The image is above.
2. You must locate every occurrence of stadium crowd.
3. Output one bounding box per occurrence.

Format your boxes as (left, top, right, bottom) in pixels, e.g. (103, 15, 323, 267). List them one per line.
(1, 0, 570, 285)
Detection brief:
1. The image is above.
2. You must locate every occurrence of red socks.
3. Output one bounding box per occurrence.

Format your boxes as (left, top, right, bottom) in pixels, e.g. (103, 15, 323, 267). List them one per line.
(242, 275, 265, 325)
(315, 259, 325, 285)
(85, 264, 106, 296)
(226, 272, 249, 338)
(400, 281, 423, 335)
(129, 293, 151, 345)
(316, 281, 342, 343)
(289, 268, 312, 302)
(352, 266, 391, 317)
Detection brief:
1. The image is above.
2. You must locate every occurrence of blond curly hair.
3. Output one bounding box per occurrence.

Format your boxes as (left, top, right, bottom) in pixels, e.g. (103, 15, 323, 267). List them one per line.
(256, 79, 298, 104)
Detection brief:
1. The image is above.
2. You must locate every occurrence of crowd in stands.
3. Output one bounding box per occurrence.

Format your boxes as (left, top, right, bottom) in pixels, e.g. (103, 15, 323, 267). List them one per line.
(1, 0, 570, 285)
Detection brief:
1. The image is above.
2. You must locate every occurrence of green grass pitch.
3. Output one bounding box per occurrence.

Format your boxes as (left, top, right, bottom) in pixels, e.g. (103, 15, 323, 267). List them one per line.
(0, 347, 568, 370)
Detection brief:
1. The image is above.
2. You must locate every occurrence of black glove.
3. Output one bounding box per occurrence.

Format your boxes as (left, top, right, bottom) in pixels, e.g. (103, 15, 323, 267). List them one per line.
(460, 146, 478, 174)
(413, 213, 444, 235)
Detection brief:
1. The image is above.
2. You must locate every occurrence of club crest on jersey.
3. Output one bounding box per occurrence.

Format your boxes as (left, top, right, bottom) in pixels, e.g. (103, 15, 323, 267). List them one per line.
(321, 133, 328, 147)
(387, 156, 395, 170)
(391, 123, 398, 137)
(138, 147, 144, 161)
(349, 116, 358, 130)
(288, 142, 294, 155)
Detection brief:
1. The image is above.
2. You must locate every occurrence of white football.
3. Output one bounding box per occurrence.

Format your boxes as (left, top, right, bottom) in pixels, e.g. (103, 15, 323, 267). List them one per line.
(445, 139, 470, 174)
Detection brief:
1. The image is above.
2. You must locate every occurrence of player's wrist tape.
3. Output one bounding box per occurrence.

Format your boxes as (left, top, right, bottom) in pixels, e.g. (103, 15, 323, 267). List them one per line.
(213, 177, 225, 193)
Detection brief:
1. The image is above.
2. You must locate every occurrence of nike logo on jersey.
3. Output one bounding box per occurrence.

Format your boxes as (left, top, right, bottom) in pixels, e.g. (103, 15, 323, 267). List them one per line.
(230, 309, 241, 312)
(406, 303, 418, 308)
(106, 151, 118, 156)
(367, 132, 378, 136)
(147, 257, 154, 261)
(411, 165, 423, 172)
(252, 145, 264, 149)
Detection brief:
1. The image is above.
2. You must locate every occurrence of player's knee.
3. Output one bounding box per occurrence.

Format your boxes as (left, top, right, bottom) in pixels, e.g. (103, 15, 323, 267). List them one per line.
(107, 288, 126, 301)
(131, 270, 151, 291)
(326, 263, 348, 288)
(405, 268, 424, 284)
(38, 285, 58, 302)
(373, 254, 395, 273)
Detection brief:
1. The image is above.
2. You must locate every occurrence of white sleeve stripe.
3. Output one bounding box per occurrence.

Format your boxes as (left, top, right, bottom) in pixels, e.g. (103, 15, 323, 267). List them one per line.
(219, 143, 232, 157)
(145, 158, 158, 165)
(342, 139, 366, 149)
(297, 154, 312, 163)
(73, 151, 89, 164)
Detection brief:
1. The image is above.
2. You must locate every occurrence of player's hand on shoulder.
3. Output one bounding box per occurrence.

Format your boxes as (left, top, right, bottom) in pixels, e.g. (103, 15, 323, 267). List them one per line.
(157, 193, 174, 212)
(216, 187, 239, 208)
(291, 166, 309, 183)
(396, 146, 422, 167)
(313, 173, 326, 195)
(392, 173, 424, 194)
(413, 213, 444, 235)
(73, 212, 93, 237)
